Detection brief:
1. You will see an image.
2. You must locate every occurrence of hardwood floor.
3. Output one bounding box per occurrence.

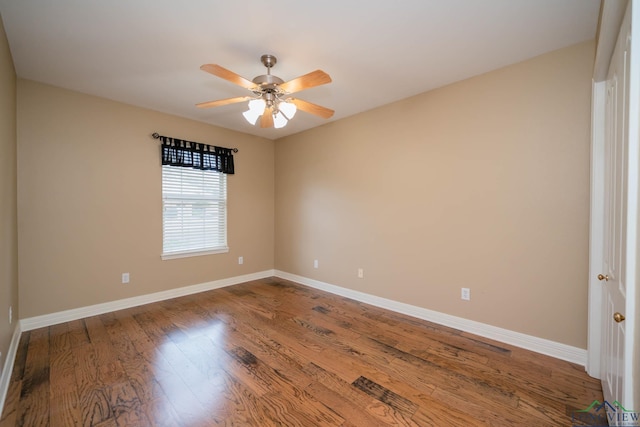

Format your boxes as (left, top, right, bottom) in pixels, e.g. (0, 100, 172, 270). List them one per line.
(0, 277, 603, 426)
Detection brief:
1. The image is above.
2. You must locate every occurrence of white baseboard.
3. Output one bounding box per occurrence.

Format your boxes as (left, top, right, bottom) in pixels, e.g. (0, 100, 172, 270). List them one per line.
(0, 322, 23, 417)
(20, 270, 276, 331)
(274, 270, 587, 366)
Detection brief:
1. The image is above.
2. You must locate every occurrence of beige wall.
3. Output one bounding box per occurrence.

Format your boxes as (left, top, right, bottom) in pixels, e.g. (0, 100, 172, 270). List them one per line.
(14, 40, 595, 350)
(17, 80, 274, 318)
(275, 41, 595, 348)
(0, 15, 18, 371)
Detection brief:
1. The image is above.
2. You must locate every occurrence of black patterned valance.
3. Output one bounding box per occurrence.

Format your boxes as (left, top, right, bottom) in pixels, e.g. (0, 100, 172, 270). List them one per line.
(153, 133, 236, 174)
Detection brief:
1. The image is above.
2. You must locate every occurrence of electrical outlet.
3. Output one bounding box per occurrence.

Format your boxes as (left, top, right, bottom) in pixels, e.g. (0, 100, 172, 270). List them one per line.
(314, 259, 319, 269)
(9, 305, 12, 325)
(122, 273, 130, 284)
(238, 256, 244, 265)
(461, 288, 470, 301)
(357, 268, 364, 279)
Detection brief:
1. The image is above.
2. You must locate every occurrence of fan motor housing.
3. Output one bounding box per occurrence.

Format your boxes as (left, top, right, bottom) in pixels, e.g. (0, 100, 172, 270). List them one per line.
(252, 74, 284, 86)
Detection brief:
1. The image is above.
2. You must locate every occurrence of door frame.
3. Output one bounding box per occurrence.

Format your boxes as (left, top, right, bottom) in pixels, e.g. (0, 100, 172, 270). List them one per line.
(588, 0, 639, 409)
(587, 0, 628, 379)
(587, 78, 604, 379)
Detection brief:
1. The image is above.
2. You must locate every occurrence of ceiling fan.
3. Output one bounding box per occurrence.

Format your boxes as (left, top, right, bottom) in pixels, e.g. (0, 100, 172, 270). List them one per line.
(196, 54, 334, 129)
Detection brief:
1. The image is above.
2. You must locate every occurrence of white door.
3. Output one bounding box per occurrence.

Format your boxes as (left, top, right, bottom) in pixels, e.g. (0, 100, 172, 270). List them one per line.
(600, 0, 637, 415)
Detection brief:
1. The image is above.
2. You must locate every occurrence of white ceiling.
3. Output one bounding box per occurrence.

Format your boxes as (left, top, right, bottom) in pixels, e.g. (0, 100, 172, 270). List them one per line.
(0, 0, 600, 140)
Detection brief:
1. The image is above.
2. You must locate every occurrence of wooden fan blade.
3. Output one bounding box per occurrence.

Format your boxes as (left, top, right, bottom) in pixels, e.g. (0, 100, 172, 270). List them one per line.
(196, 96, 251, 109)
(279, 70, 332, 94)
(200, 64, 256, 90)
(260, 107, 274, 128)
(290, 98, 334, 119)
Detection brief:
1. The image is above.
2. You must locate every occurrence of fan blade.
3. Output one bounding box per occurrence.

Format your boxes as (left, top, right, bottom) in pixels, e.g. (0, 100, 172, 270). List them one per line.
(200, 64, 256, 90)
(260, 107, 274, 128)
(289, 98, 334, 119)
(279, 70, 331, 94)
(196, 96, 251, 109)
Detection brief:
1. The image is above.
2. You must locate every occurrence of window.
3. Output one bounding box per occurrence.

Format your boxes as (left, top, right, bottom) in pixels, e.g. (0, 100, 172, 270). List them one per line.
(162, 165, 228, 259)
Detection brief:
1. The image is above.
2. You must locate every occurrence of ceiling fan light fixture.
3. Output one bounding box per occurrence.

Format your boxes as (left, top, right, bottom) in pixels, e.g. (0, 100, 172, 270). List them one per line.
(273, 111, 288, 129)
(279, 101, 297, 120)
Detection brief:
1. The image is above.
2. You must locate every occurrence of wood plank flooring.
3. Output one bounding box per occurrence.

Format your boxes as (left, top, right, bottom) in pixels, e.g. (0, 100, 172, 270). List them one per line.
(0, 277, 603, 426)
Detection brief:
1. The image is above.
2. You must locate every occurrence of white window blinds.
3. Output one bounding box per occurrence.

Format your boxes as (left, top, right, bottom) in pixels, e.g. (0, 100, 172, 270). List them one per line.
(162, 165, 228, 258)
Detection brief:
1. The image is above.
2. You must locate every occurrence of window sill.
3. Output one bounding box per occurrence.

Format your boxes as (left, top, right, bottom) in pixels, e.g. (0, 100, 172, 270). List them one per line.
(161, 247, 229, 260)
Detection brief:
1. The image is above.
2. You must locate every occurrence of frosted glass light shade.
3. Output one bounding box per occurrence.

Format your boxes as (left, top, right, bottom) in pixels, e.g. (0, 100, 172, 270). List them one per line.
(248, 98, 266, 114)
(273, 111, 287, 129)
(279, 101, 297, 119)
(243, 98, 267, 125)
(243, 109, 261, 125)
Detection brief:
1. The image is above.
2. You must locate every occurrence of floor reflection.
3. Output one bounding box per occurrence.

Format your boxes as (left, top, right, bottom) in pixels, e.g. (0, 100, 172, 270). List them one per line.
(153, 320, 230, 424)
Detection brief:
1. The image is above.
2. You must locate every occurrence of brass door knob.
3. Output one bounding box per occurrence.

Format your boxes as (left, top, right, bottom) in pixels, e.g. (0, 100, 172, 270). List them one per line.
(613, 312, 625, 323)
(597, 274, 609, 281)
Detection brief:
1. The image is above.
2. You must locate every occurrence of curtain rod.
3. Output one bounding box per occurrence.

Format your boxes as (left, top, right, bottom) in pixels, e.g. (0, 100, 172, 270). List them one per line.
(152, 132, 238, 153)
